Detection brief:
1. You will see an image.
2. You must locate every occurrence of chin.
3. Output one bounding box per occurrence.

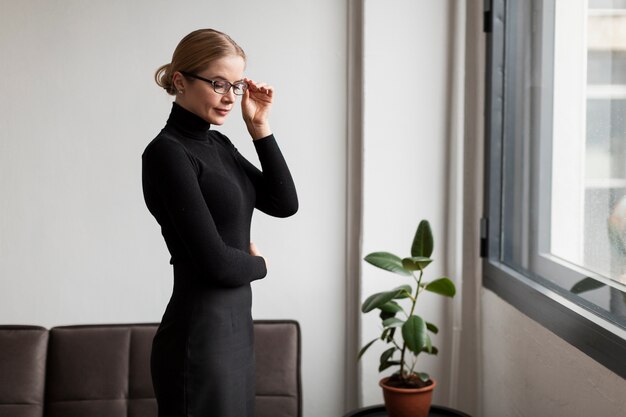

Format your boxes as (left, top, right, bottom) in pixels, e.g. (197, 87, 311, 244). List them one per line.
(208, 114, 227, 126)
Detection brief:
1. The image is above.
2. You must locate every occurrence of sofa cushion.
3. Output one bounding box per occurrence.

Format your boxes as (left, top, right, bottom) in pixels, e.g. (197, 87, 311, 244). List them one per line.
(0, 326, 48, 417)
(45, 324, 157, 417)
(128, 325, 158, 417)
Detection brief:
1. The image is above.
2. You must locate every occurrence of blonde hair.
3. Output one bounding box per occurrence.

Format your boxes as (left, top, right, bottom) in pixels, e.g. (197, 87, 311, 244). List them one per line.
(155, 29, 246, 95)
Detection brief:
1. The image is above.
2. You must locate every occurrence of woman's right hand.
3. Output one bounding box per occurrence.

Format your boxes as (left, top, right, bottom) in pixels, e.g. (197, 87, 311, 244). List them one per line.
(250, 242, 267, 268)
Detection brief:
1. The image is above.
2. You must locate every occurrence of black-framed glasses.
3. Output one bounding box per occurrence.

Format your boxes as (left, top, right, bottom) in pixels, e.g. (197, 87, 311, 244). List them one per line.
(180, 71, 248, 95)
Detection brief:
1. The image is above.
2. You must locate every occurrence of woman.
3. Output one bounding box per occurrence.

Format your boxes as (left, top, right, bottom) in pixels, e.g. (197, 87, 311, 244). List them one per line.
(142, 29, 298, 417)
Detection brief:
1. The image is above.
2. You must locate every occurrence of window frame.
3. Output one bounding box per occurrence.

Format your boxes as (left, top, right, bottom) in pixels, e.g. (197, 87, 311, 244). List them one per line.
(483, 0, 626, 379)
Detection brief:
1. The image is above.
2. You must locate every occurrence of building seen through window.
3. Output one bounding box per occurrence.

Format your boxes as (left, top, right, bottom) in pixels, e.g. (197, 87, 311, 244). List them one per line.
(585, 1, 626, 291)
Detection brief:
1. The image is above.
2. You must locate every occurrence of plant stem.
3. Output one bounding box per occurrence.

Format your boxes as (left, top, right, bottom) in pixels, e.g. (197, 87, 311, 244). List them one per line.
(399, 269, 424, 382)
(409, 356, 417, 375)
(409, 269, 424, 317)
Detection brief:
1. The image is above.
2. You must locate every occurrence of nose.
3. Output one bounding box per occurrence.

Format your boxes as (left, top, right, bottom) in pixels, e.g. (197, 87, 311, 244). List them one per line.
(221, 88, 236, 103)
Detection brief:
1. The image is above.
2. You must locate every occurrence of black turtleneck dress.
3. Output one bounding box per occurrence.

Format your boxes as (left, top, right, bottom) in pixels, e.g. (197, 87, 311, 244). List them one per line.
(142, 102, 298, 417)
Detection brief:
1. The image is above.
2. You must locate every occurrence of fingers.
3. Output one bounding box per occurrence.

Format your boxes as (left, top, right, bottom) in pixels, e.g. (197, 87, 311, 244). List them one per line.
(249, 241, 268, 269)
(244, 78, 274, 97)
(250, 241, 259, 256)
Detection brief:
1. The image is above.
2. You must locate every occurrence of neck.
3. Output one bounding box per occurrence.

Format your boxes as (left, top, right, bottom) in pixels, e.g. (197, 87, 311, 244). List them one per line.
(165, 102, 211, 140)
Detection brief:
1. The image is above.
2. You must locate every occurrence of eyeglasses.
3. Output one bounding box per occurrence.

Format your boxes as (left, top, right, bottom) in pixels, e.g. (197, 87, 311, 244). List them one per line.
(180, 71, 248, 95)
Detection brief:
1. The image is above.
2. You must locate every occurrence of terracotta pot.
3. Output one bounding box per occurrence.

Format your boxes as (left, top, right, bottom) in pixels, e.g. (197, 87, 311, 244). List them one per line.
(379, 376, 436, 417)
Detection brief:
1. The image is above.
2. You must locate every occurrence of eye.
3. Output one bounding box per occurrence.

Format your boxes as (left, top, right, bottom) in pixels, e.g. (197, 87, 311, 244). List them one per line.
(233, 82, 248, 94)
(213, 80, 229, 89)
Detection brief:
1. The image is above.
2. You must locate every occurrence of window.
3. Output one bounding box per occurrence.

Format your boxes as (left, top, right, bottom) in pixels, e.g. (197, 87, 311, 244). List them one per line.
(584, 2, 626, 286)
(484, 0, 626, 378)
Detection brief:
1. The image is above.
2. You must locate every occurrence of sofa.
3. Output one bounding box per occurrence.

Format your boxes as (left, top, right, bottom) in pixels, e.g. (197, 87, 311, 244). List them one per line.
(0, 320, 301, 417)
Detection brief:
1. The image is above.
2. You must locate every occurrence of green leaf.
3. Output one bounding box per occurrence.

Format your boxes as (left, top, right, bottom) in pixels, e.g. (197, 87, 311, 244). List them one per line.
(396, 284, 413, 295)
(357, 338, 377, 360)
(380, 327, 397, 343)
(364, 252, 412, 276)
(380, 310, 395, 321)
(379, 360, 401, 372)
(425, 278, 456, 297)
(424, 345, 439, 355)
(424, 334, 433, 353)
(382, 318, 405, 328)
(380, 347, 396, 364)
(571, 277, 605, 294)
(402, 315, 428, 354)
(380, 329, 391, 340)
(418, 372, 430, 382)
(402, 257, 433, 271)
(379, 302, 403, 321)
(426, 322, 439, 334)
(393, 285, 413, 299)
(361, 285, 412, 313)
(379, 301, 403, 314)
(411, 220, 434, 258)
(379, 347, 398, 372)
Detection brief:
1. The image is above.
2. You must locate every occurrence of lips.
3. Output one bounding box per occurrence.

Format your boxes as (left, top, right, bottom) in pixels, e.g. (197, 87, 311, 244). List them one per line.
(215, 108, 230, 117)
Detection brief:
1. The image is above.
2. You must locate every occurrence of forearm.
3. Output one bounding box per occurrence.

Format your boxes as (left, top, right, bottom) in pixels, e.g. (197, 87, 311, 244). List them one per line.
(249, 135, 298, 217)
(201, 243, 267, 286)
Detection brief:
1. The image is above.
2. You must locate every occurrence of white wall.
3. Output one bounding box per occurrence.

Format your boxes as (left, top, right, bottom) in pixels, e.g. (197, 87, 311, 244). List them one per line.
(359, 0, 454, 407)
(0, 1, 346, 416)
(482, 290, 626, 417)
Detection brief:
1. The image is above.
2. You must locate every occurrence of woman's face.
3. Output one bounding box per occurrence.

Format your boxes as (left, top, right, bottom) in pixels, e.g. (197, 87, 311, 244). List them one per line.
(174, 54, 245, 125)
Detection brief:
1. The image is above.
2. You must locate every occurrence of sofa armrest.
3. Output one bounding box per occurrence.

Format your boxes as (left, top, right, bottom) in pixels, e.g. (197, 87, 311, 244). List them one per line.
(254, 320, 302, 417)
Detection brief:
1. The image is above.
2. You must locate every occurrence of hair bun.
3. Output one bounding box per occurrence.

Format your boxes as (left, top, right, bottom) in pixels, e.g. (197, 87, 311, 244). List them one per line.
(155, 63, 176, 95)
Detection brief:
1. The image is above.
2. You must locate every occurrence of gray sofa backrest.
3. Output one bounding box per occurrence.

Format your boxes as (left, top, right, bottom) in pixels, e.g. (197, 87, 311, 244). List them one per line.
(45, 324, 156, 417)
(0, 321, 301, 417)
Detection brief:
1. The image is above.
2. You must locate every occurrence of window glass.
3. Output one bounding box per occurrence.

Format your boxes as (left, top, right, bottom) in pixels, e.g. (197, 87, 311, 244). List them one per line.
(499, 0, 626, 327)
(585, 4, 626, 288)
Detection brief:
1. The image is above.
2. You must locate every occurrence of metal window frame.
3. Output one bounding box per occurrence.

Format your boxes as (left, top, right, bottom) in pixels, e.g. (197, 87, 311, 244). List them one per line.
(483, 0, 626, 379)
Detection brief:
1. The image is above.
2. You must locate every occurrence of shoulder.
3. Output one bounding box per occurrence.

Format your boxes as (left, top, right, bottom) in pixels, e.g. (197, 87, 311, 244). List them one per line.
(210, 130, 238, 155)
(142, 131, 200, 177)
(143, 130, 189, 161)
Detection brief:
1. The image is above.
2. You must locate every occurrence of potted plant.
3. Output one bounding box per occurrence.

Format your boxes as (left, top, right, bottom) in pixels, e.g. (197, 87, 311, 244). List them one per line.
(358, 219, 456, 417)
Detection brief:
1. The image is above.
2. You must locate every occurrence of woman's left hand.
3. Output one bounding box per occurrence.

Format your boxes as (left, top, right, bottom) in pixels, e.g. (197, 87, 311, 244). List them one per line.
(242, 78, 273, 140)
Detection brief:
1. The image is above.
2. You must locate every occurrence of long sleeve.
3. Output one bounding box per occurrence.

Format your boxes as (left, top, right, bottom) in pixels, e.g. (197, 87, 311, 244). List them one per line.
(216, 132, 298, 217)
(142, 137, 267, 287)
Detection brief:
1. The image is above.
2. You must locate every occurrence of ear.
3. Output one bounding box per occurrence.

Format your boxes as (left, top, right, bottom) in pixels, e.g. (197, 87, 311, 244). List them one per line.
(172, 71, 185, 91)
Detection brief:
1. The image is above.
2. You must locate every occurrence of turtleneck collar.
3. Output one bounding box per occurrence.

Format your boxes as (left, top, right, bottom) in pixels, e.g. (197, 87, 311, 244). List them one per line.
(164, 102, 212, 141)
